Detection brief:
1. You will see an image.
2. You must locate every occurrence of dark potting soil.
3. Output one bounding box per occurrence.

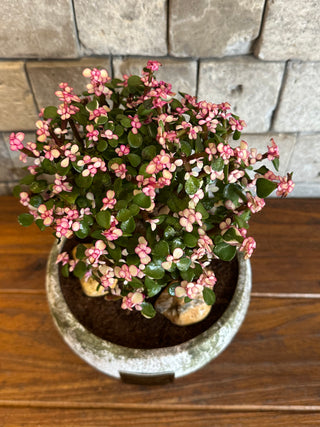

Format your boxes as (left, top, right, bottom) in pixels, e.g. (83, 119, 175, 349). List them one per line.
(59, 239, 238, 349)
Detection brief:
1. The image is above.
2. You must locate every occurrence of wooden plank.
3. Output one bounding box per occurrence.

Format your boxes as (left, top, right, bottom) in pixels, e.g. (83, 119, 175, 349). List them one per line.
(1, 294, 320, 407)
(1, 407, 320, 427)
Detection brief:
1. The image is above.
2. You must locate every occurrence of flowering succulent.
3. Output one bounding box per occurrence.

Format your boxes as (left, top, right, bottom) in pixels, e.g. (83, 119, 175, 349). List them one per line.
(11, 61, 294, 319)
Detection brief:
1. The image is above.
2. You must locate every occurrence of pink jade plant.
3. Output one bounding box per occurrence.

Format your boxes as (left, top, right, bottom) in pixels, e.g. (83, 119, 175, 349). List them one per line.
(10, 61, 294, 319)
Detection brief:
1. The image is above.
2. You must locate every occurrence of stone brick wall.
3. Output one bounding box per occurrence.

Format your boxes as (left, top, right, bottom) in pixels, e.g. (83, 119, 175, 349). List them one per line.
(1, 0, 319, 196)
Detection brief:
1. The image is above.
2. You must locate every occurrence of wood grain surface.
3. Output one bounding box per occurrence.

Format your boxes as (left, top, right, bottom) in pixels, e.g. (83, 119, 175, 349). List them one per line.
(0, 196, 319, 426)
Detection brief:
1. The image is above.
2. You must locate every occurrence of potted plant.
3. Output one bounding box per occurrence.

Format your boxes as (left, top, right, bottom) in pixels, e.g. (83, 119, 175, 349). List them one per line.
(10, 60, 294, 383)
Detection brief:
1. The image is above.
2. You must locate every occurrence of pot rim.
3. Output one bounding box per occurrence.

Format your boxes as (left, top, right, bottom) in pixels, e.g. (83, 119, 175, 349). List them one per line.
(46, 238, 252, 378)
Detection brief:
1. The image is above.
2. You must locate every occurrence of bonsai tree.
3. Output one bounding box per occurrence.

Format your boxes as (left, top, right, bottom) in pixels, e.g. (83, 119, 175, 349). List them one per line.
(10, 60, 294, 322)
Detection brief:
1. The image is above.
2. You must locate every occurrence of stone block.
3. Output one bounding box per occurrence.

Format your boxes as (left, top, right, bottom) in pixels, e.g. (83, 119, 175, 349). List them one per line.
(273, 62, 320, 133)
(0, 133, 16, 181)
(287, 134, 320, 183)
(0, 62, 38, 131)
(113, 57, 197, 95)
(0, 0, 78, 58)
(169, 0, 265, 57)
(26, 58, 111, 109)
(74, 0, 167, 56)
(0, 183, 10, 196)
(198, 57, 285, 133)
(255, 0, 320, 61)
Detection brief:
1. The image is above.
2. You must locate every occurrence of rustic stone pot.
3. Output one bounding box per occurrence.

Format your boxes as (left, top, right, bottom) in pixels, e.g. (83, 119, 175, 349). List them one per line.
(46, 240, 252, 384)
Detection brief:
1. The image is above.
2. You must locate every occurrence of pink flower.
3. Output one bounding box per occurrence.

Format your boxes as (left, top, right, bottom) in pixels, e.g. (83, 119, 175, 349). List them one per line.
(267, 138, 279, 161)
(135, 237, 152, 265)
(121, 291, 145, 311)
(85, 240, 107, 268)
(55, 83, 80, 103)
(86, 124, 99, 142)
(228, 169, 245, 183)
(162, 248, 184, 270)
(102, 190, 117, 210)
(110, 162, 127, 179)
(101, 216, 123, 241)
(146, 60, 162, 72)
(217, 143, 234, 163)
(247, 193, 265, 213)
(19, 191, 30, 207)
(100, 266, 117, 289)
(146, 150, 171, 175)
(102, 129, 119, 140)
(38, 204, 54, 226)
(276, 176, 295, 198)
(129, 115, 142, 134)
(57, 103, 79, 120)
(205, 142, 217, 161)
(82, 67, 112, 97)
(240, 237, 256, 259)
(185, 282, 203, 299)
(234, 140, 250, 165)
(53, 175, 72, 194)
(179, 208, 203, 232)
(115, 144, 130, 157)
(229, 117, 246, 131)
(114, 264, 139, 282)
(56, 252, 70, 266)
(197, 230, 213, 253)
(9, 132, 24, 151)
(36, 120, 50, 142)
(197, 270, 217, 289)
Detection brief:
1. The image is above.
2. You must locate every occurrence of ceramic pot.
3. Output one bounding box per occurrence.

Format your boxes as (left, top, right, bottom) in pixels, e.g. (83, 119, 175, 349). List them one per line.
(46, 240, 252, 384)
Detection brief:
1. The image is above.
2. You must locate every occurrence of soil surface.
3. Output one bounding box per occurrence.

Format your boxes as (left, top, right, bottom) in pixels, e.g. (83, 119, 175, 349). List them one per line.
(60, 239, 238, 349)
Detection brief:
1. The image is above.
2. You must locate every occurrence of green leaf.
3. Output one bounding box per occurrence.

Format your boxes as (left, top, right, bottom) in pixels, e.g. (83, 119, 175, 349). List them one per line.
(185, 176, 201, 195)
(272, 157, 280, 171)
(211, 157, 224, 171)
(222, 227, 243, 244)
(223, 183, 246, 204)
(181, 268, 195, 282)
(96, 211, 111, 229)
(180, 140, 192, 156)
(120, 117, 132, 128)
(75, 174, 93, 189)
(59, 188, 80, 204)
(18, 213, 34, 227)
(183, 233, 198, 248)
(144, 260, 165, 279)
(128, 131, 143, 148)
(195, 201, 209, 220)
(233, 130, 241, 140)
(128, 75, 142, 91)
(61, 264, 69, 278)
(86, 99, 99, 111)
(168, 281, 180, 296)
(29, 195, 43, 208)
(107, 245, 122, 262)
(176, 257, 191, 272)
(133, 192, 151, 209)
(120, 217, 135, 234)
(20, 174, 35, 185)
(97, 139, 108, 152)
(128, 203, 140, 216)
(254, 166, 269, 175)
(30, 180, 48, 194)
(142, 145, 157, 160)
(144, 277, 162, 297)
(164, 225, 176, 240)
(153, 241, 170, 257)
(213, 242, 237, 261)
(116, 208, 132, 222)
(43, 106, 58, 119)
(127, 153, 141, 167)
(256, 178, 277, 198)
(203, 287, 216, 305)
(75, 244, 87, 259)
(141, 302, 156, 319)
(96, 116, 108, 125)
(74, 221, 90, 239)
(73, 261, 87, 279)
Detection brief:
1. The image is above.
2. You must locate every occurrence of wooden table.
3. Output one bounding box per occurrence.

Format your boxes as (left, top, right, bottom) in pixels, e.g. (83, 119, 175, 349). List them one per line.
(0, 196, 319, 426)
